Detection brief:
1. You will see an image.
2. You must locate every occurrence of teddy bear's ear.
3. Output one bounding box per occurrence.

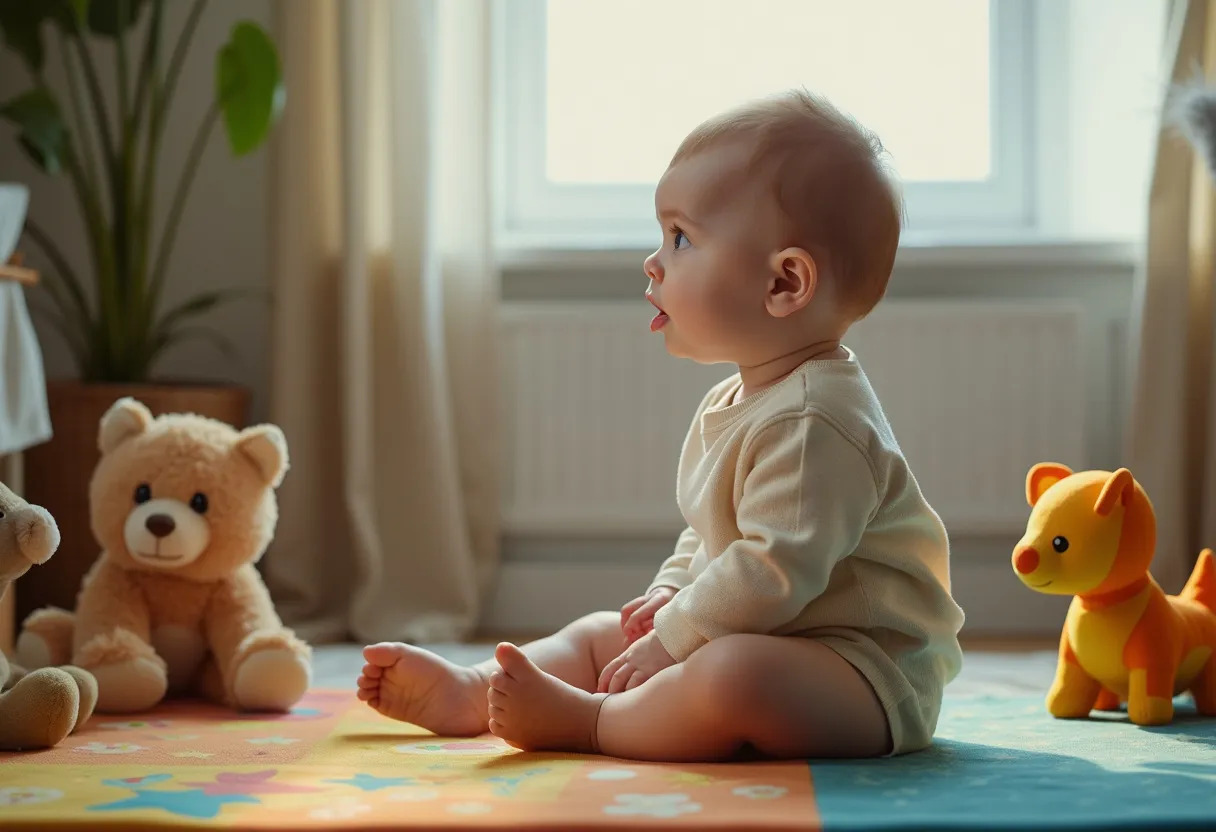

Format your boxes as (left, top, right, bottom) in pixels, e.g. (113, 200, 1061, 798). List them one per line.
(98, 397, 153, 454)
(1026, 462, 1072, 507)
(235, 425, 289, 488)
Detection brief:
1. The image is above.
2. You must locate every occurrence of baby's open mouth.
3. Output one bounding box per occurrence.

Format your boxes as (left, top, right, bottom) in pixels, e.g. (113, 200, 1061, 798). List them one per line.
(646, 294, 669, 332)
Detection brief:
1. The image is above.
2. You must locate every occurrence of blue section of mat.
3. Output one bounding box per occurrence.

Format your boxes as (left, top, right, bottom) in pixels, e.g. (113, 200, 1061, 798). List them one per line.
(810, 695, 1216, 831)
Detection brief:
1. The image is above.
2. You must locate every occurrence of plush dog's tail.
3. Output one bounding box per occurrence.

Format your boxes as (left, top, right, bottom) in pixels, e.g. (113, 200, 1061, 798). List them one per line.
(1181, 549, 1216, 612)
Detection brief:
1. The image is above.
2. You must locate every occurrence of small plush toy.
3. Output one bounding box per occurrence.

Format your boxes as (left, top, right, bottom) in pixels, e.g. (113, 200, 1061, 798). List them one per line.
(16, 397, 311, 714)
(1013, 463, 1216, 725)
(0, 480, 98, 750)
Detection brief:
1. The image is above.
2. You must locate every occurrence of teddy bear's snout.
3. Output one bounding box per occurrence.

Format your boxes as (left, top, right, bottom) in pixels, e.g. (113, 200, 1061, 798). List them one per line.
(16, 504, 62, 565)
(146, 513, 177, 538)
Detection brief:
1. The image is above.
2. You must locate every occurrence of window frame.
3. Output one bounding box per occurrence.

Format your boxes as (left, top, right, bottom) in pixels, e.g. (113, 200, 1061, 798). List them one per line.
(492, 0, 1037, 252)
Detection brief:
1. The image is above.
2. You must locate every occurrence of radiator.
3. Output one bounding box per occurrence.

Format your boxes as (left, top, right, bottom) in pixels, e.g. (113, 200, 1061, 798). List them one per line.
(499, 300, 1086, 536)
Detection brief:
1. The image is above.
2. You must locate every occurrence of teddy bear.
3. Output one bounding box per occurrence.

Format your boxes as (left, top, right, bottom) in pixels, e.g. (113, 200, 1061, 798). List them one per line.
(15, 397, 311, 714)
(0, 478, 98, 750)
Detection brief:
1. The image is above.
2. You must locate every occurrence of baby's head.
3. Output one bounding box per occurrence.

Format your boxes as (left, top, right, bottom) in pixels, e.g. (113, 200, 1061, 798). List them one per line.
(644, 89, 902, 366)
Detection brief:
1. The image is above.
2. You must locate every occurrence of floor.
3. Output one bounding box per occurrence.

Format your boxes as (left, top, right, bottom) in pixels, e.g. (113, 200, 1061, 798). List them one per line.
(312, 641, 1059, 699)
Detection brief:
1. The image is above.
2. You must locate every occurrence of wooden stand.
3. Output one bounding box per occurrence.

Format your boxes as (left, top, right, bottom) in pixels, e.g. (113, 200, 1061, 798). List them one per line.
(0, 253, 36, 654)
(0, 250, 38, 286)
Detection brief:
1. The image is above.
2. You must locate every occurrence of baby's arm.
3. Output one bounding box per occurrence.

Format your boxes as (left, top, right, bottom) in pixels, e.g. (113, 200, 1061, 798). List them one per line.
(653, 414, 878, 662)
(620, 526, 701, 642)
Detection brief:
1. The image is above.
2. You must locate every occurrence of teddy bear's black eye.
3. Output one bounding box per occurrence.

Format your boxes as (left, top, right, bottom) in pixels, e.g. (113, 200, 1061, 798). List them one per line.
(1053, 536, 1069, 553)
(134, 483, 152, 504)
(0, 510, 5, 520)
(190, 493, 209, 514)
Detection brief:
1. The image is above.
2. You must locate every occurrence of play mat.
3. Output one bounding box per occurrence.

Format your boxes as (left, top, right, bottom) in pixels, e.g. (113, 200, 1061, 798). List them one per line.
(1, 689, 1214, 830)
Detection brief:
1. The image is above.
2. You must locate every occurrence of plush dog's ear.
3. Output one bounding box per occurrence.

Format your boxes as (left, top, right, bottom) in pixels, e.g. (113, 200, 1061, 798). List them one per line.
(98, 397, 153, 454)
(1027, 463, 1072, 507)
(1095, 468, 1135, 516)
(235, 425, 289, 488)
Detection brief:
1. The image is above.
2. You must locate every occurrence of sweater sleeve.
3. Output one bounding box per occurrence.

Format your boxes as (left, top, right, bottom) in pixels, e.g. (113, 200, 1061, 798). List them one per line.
(653, 412, 879, 661)
(648, 526, 701, 592)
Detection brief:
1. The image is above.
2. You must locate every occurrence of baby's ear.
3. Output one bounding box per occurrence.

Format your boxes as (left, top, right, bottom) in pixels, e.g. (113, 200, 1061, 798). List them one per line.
(1026, 462, 1072, 507)
(98, 398, 153, 454)
(766, 247, 818, 318)
(235, 425, 290, 488)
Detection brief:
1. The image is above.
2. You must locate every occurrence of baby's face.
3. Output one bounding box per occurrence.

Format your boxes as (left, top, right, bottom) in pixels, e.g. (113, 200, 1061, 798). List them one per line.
(643, 143, 786, 366)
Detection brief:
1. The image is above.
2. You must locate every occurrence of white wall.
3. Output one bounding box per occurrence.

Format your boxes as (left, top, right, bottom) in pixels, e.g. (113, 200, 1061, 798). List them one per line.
(0, 0, 273, 421)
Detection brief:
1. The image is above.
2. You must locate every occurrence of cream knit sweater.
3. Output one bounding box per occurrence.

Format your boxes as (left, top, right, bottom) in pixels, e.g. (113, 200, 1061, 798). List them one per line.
(649, 349, 965, 753)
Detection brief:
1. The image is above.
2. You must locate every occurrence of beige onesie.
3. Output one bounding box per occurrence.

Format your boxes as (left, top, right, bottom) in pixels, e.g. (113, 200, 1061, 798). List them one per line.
(649, 349, 965, 754)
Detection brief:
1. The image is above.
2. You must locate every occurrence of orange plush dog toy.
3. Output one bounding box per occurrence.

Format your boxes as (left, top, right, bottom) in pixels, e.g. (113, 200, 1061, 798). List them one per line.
(1012, 463, 1216, 725)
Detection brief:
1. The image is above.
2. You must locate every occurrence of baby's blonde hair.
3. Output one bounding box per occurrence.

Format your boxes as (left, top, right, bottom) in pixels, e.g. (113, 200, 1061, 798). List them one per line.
(671, 89, 903, 320)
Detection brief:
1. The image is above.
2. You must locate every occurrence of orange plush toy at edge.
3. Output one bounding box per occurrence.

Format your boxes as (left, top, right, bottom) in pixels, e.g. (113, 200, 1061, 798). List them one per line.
(1012, 463, 1216, 726)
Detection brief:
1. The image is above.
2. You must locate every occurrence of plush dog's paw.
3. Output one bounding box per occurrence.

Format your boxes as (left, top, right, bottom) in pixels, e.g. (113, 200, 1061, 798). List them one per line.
(1128, 695, 1173, 726)
(1046, 684, 1098, 719)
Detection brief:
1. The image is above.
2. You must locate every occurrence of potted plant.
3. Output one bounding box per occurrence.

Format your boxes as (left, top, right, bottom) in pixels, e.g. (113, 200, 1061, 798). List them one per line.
(0, 0, 283, 618)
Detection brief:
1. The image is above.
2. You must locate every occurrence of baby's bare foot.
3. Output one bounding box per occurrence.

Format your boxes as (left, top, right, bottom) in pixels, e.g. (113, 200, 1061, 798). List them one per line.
(487, 643, 605, 752)
(357, 643, 489, 736)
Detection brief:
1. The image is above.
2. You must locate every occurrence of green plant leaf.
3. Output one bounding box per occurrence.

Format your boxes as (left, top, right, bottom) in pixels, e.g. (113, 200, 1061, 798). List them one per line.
(154, 325, 240, 363)
(154, 287, 257, 337)
(0, 0, 56, 70)
(86, 0, 143, 35)
(0, 88, 68, 173)
(215, 21, 283, 156)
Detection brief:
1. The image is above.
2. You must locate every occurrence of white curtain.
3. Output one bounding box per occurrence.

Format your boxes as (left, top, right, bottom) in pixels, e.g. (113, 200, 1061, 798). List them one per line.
(1127, 0, 1216, 592)
(263, 0, 499, 643)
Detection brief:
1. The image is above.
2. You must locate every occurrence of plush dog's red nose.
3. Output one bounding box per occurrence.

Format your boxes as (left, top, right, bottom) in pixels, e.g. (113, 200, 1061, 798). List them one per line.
(1014, 546, 1040, 574)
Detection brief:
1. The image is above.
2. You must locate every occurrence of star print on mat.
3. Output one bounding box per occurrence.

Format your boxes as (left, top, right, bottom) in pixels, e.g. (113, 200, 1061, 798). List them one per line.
(90, 778, 258, 819)
(245, 735, 299, 745)
(325, 773, 415, 792)
(182, 770, 322, 796)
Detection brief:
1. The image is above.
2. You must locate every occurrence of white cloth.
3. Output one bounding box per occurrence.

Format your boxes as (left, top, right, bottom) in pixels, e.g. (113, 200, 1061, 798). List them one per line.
(0, 279, 50, 455)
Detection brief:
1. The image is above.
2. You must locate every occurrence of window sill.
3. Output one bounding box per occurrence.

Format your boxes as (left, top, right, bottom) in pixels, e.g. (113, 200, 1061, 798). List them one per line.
(496, 234, 1142, 273)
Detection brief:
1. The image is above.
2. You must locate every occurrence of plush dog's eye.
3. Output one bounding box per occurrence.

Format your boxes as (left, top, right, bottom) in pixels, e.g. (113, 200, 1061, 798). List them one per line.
(134, 483, 152, 504)
(1052, 536, 1069, 553)
(190, 493, 209, 514)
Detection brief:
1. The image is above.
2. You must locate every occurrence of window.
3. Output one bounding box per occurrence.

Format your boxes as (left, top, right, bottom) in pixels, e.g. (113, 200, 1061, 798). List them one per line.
(494, 0, 1034, 250)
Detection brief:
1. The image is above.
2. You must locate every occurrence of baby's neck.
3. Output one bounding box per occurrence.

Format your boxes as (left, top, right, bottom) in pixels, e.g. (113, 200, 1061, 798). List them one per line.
(737, 339, 846, 399)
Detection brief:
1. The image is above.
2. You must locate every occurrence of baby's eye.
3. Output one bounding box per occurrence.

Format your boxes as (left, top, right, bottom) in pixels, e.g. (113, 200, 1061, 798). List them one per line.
(672, 228, 688, 250)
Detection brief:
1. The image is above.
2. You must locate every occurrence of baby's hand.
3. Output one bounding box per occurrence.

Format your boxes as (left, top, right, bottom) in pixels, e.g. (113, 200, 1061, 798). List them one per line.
(597, 630, 676, 694)
(620, 586, 677, 645)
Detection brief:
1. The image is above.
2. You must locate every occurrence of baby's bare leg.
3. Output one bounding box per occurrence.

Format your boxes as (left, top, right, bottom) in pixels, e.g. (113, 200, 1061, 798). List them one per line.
(488, 634, 891, 761)
(357, 611, 624, 735)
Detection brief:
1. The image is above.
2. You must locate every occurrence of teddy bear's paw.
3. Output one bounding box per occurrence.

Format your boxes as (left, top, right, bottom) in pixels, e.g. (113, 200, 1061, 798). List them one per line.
(233, 648, 311, 712)
(0, 669, 80, 751)
(16, 607, 76, 670)
(92, 658, 168, 714)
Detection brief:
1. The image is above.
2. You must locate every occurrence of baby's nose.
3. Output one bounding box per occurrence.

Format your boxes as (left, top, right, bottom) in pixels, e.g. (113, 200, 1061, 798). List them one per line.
(643, 251, 663, 281)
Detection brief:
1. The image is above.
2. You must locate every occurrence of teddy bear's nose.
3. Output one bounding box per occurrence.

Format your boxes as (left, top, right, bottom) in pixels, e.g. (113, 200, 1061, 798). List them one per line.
(146, 514, 176, 538)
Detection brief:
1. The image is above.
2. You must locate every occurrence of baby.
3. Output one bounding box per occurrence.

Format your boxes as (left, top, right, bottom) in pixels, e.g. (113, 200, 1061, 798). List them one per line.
(358, 89, 965, 761)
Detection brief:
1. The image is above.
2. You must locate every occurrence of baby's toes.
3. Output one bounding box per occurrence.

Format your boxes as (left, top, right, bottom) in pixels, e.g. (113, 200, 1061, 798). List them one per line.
(487, 685, 508, 709)
(488, 669, 513, 695)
